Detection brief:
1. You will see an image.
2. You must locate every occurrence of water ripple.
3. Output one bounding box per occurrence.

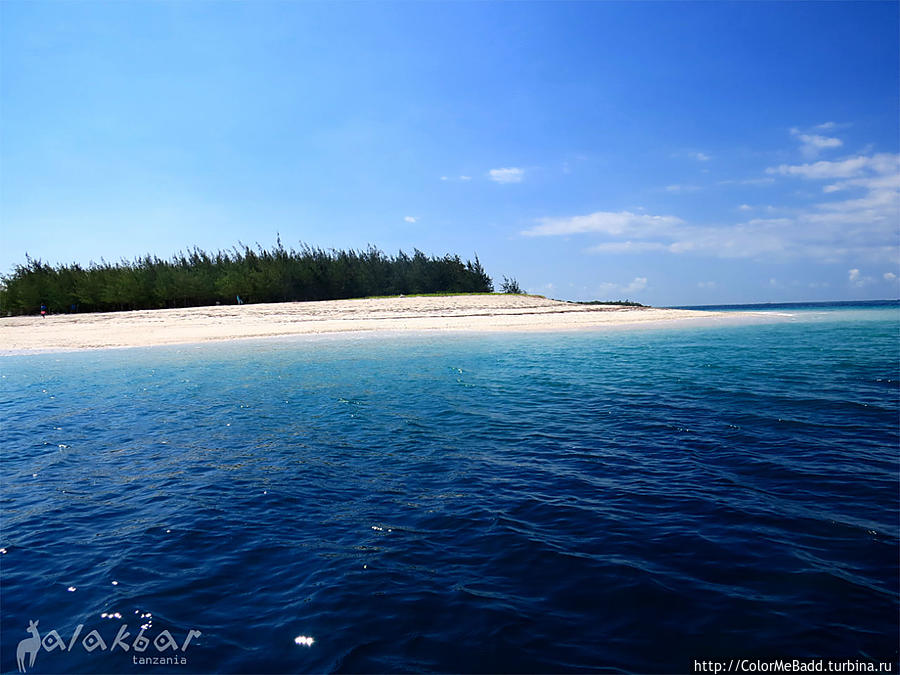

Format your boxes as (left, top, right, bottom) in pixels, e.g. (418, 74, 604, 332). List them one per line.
(1, 308, 897, 672)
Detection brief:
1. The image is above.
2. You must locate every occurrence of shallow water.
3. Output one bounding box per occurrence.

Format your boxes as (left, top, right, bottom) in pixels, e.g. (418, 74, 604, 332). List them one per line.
(1, 303, 898, 673)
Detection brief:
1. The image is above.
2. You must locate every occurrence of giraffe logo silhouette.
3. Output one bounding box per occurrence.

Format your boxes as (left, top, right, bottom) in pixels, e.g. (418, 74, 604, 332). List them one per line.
(16, 620, 40, 673)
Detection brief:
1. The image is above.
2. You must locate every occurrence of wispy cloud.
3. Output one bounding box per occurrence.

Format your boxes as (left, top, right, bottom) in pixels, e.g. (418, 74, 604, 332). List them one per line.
(673, 150, 712, 162)
(665, 184, 701, 193)
(765, 154, 899, 260)
(525, 210, 802, 259)
(521, 148, 898, 263)
(488, 167, 524, 184)
(404, 216, 417, 223)
(624, 277, 648, 293)
(790, 126, 843, 158)
(766, 155, 888, 180)
(595, 277, 648, 297)
(520, 131, 897, 267)
(459, 175, 472, 181)
(530, 212, 896, 262)
(848, 268, 875, 287)
(522, 211, 684, 237)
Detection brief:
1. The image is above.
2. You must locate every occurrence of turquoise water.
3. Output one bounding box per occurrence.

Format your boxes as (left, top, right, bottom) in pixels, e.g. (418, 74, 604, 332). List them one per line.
(1, 303, 897, 673)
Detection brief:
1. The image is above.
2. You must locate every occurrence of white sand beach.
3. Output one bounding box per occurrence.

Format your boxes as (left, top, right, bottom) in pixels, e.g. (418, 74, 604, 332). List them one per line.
(0, 294, 729, 352)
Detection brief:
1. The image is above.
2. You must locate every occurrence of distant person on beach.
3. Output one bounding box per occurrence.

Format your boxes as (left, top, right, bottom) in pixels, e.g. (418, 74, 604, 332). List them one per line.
(236, 295, 243, 305)
(40, 303, 47, 318)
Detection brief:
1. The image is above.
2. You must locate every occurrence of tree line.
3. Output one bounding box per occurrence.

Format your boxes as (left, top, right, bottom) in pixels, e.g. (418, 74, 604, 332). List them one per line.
(0, 242, 499, 316)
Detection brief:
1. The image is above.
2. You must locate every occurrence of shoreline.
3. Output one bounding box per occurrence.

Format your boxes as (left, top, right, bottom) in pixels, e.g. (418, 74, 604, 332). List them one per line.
(0, 294, 742, 353)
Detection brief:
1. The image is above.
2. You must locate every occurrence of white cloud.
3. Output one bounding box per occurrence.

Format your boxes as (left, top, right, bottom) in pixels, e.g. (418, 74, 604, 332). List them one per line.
(624, 277, 647, 293)
(697, 281, 716, 289)
(849, 268, 875, 287)
(523, 168, 897, 263)
(799, 134, 844, 157)
(404, 216, 417, 223)
(459, 175, 472, 181)
(767, 155, 874, 179)
(665, 184, 701, 193)
(821, 170, 900, 195)
(768, 154, 898, 185)
(884, 272, 897, 281)
(595, 277, 648, 297)
(522, 211, 684, 237)
(814, 121, 837, 131)
(800, 134, 842, 150)
(672, 150, 711, 162)
(440, 176, 449, 181)
(753, 153, 899, 263)
(526, 210, 806, 260)
(488, 167, 524, 184)
(790, 127, 843, 158)
(521, 142, 898, 265)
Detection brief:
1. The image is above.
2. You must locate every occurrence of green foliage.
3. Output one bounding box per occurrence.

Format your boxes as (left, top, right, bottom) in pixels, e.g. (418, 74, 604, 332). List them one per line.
(0, 244, 495, 316)
(500, 276, 523, 294)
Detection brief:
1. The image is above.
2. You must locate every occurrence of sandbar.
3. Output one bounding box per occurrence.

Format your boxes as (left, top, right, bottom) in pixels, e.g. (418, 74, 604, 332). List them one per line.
(0, 294, 733, 352)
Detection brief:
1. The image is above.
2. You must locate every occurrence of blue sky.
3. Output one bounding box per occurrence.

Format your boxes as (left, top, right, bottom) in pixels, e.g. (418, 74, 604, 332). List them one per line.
(1, 1, 897, 305)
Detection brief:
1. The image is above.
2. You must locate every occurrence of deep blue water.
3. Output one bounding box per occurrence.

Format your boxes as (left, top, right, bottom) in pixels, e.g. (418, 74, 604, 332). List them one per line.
(1, 303, 898, 674)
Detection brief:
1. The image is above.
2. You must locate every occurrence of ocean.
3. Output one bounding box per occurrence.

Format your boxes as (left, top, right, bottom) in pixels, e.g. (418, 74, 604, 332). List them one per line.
(1, 302, 897, 674)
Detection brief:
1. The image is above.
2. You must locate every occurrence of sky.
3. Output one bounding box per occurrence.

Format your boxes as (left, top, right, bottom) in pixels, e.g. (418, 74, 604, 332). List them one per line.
(1, 1, 897, 306)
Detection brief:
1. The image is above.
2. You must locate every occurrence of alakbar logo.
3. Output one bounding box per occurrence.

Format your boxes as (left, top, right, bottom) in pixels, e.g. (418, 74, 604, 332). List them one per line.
(15, 619, 201, 673)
